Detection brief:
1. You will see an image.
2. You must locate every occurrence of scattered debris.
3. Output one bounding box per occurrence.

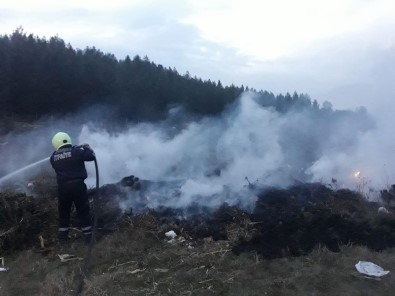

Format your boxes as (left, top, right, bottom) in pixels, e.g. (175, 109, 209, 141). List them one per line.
(164, 230, 188, 245)
(167, 236, 186, 245)
(0, 257, 8, 272)
(57, 254, 83, 263)
(0, 226, 17, 238)
(355, 261, 390, 277)
(37, 235, 54, 255)
(127, 268, 146, 274)
(378, 207, 389, 214)
(165, 230, 177, 239)
(154, 268, 169, 273)
(108, 260, 137, 271)
(39, 235, 45, 249)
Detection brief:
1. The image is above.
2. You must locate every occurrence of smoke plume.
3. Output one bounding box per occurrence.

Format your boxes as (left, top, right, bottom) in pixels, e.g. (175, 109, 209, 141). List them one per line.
(0, 92, 392, 208)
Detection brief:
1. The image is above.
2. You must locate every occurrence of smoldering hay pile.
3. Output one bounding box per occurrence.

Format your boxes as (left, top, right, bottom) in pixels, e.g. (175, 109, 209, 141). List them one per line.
(87, 175, 395, 259)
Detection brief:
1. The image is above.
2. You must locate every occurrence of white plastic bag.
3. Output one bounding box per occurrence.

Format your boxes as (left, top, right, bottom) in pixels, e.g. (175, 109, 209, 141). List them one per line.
(165, 230, 177, 239)
(355, 261, 390, 277)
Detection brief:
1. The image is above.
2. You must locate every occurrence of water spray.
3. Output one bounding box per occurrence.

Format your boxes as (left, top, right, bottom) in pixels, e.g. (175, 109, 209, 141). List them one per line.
(0, 157, 50, 186)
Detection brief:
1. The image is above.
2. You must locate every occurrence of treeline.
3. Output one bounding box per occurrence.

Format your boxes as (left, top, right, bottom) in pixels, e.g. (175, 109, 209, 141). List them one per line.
(0, 28, 368, 126)
(0, 28, 240, 120)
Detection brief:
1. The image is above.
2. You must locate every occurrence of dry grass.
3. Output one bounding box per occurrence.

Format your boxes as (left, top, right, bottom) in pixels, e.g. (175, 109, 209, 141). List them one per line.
(2, 218, 394, 296)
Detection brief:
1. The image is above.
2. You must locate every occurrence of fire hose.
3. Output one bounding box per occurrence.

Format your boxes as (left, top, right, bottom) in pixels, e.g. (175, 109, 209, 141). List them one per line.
(75, 157, 100, 295)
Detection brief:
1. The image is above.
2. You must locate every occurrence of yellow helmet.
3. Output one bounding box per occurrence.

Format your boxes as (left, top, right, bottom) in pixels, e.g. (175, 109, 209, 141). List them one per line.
(52, 132, 72, 150)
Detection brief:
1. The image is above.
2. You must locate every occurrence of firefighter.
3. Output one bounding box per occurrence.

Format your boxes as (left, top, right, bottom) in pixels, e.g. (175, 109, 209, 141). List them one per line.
(50, 132, 96, 245)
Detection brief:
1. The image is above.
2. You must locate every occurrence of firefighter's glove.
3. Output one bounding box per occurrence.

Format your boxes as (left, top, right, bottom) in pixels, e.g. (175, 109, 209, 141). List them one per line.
(81, 143, 94, 152)
(81, 143, 96, 158)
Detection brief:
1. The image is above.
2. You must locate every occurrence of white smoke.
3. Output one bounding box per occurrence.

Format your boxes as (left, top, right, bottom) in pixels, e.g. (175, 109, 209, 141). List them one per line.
(74, 91, 388, 208)
(307, 113, 395, 195)
(79, 94, 287, 208)
(1, 91, 393, 207)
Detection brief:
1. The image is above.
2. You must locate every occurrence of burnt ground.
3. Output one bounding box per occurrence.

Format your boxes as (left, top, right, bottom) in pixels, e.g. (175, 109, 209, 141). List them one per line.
(1, 178, 395, 260)
(234, 184, 395, 258)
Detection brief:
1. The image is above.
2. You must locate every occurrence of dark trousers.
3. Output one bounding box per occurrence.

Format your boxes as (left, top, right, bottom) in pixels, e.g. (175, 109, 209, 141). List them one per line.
(57, 180, 92, 239)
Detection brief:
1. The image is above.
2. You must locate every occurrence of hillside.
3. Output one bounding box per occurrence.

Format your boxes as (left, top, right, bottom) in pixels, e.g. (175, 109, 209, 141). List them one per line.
(0, 29, 393, 296)
(1, 29, 333, 129)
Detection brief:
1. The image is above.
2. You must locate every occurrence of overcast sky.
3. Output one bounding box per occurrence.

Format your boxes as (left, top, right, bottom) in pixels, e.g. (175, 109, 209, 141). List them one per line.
(1, 0, 395, 112)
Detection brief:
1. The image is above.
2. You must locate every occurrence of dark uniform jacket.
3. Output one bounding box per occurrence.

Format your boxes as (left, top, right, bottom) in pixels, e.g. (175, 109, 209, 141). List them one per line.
(50, 144, 95, 185)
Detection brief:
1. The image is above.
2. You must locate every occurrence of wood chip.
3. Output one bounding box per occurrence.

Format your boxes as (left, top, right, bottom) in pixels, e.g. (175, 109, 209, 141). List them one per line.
(57, 254, 83, 262)
(127, 268, 146, 274)
(108, 260, 137, 271)
(39, 235, 45, 249)
(154, 268, 169, 273)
